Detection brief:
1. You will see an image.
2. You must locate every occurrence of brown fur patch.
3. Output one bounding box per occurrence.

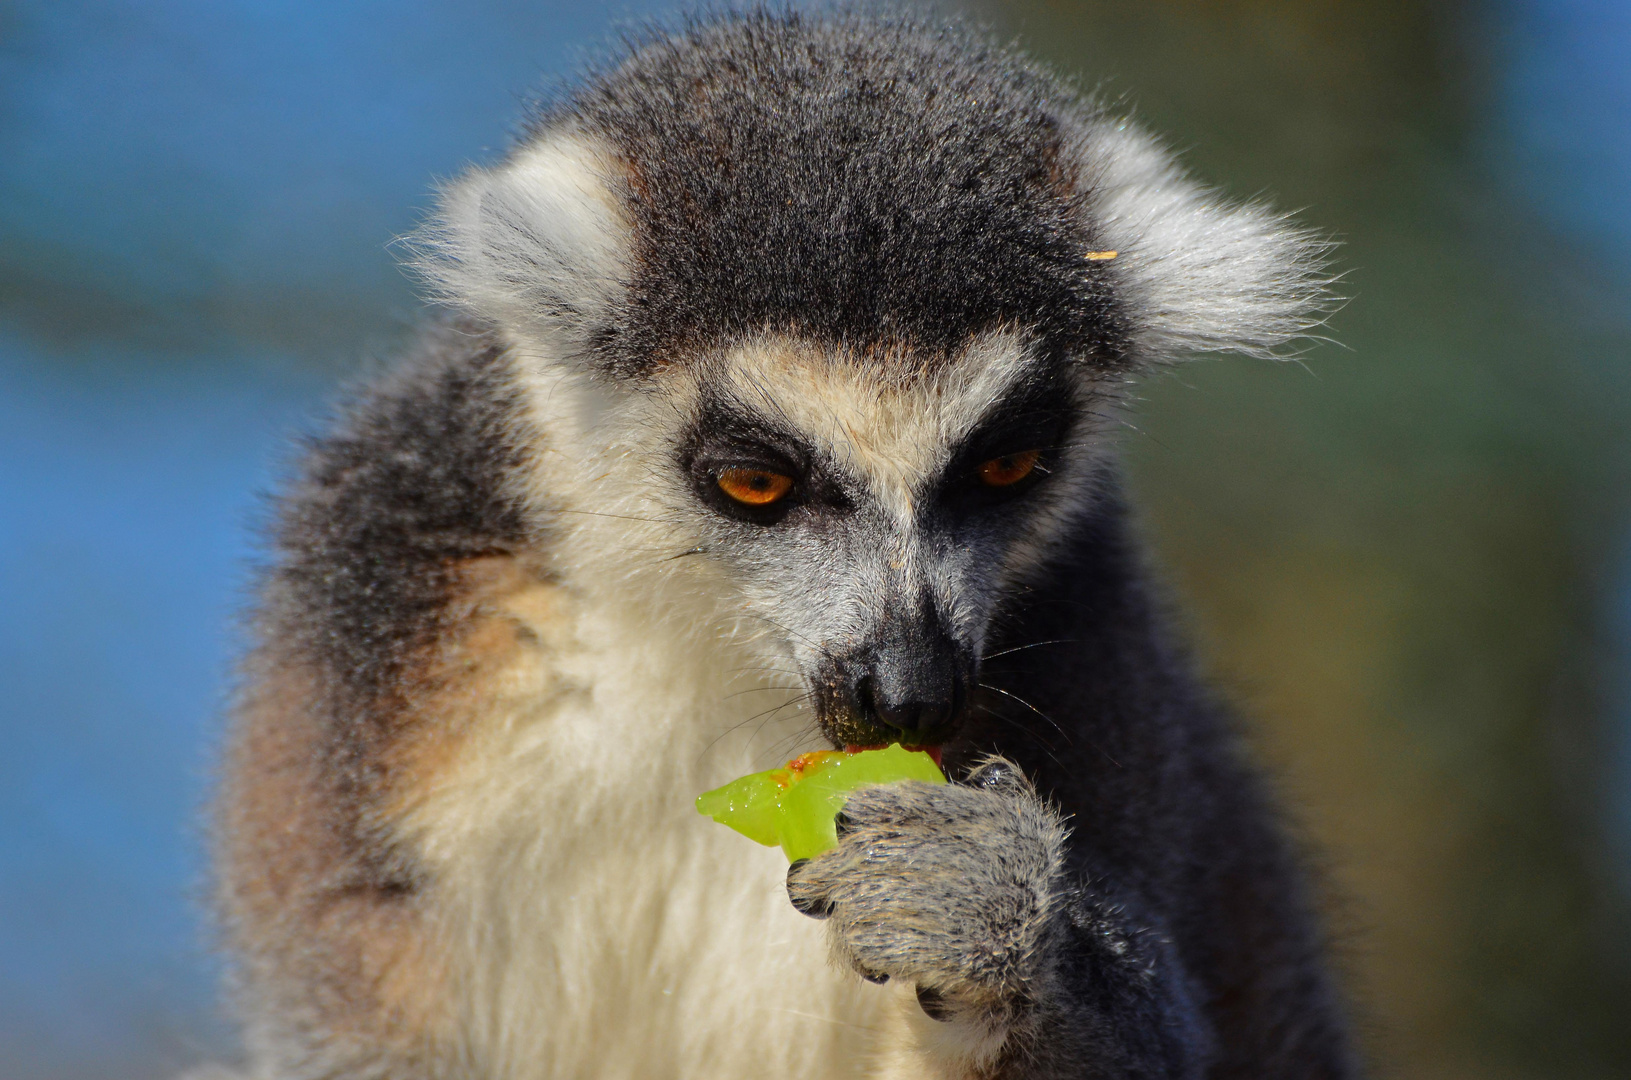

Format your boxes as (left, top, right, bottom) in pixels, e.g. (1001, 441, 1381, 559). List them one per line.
(382, 554, 571, 818)
(217, 655, 455, 1071)
(216, 553, 570, 1073)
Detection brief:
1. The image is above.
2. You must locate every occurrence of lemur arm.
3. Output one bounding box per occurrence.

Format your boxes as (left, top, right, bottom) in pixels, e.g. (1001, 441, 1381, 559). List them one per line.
(787, 761, 1212, 1080)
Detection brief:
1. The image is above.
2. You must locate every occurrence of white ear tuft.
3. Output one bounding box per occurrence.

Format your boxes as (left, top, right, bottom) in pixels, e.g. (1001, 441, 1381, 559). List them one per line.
(407, 129, 629, 355)
(1074, 120, 1336, 363)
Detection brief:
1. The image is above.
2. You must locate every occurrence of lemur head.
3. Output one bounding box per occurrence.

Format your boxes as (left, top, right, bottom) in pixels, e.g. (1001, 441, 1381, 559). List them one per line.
(413, 13, 1328, 750)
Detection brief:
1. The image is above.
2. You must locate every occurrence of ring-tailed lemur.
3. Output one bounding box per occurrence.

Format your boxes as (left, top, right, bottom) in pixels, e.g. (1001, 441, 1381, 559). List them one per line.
(212, 12, 1354, 1080)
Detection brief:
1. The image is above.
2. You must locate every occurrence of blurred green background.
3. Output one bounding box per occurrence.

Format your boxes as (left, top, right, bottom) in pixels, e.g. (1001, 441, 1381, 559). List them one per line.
(979, 2, 1631, 1078)
(1, 1, 1628, 1078)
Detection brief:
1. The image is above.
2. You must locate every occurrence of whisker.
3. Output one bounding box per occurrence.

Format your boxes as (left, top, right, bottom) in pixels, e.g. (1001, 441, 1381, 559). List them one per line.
(721, 685, 806, 700)
(725, 665, 807, 677)
(554, 508, 672, 524)
(977, 682, 1073, 746)
(976, 693, 1124, 770)
(971, 703, 1067, 771)
(723, 670, 809, 684)
(763, 720, 825, 765)
(754, 703, 815, 750)
(736, 612, 836, 663)
(971, 700, 1061, 752)
(981, 639, 1079, 661)
(697, 694, 809, 763)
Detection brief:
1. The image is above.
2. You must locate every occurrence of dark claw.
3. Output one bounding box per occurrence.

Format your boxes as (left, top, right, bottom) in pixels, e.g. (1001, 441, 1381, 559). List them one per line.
(786, 860, 833, 919)
(856, 967, 889, 985)
(916, 985, 954, 1022)
(790, 892, 834, 919)
(968, 760, 1023, 794)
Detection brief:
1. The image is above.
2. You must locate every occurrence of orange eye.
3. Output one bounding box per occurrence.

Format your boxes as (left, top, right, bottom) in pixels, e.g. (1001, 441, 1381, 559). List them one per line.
(717, 467, 794, 506)
(977, 450, 1040, 488)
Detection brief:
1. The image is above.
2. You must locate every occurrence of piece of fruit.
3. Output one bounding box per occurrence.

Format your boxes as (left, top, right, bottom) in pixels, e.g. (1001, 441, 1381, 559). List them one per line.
(696, 744, 947, 861)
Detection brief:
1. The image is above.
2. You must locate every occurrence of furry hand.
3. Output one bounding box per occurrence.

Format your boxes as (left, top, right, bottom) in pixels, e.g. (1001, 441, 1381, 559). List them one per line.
(785, 759, 1069, 1025)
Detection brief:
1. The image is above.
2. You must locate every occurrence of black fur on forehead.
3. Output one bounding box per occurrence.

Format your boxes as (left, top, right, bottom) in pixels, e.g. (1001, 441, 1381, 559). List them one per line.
(540, 9, 1129, 377)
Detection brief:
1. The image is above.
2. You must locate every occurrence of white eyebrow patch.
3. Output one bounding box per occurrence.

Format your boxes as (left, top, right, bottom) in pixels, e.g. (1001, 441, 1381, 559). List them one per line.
(691, 332, 1056, 522)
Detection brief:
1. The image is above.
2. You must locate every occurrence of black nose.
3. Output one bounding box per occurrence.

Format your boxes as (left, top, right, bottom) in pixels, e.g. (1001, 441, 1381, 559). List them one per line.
(859, 674, 962, 734)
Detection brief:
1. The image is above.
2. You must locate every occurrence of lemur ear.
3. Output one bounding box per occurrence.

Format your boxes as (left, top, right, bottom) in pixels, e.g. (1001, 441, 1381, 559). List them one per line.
(409, 128, 629, 357)
(1071, 119, 1335, 363)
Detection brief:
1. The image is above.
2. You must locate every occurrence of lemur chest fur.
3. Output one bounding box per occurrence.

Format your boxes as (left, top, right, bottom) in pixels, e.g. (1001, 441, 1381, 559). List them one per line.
(393, 558, 894, 1079)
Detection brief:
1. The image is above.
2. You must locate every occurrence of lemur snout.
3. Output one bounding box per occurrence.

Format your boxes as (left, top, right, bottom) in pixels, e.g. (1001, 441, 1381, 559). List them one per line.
(824, 611, 972, 744)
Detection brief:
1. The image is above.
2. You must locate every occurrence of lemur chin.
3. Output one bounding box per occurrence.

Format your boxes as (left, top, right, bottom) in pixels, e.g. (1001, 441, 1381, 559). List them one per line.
(210, 11, 1354, 1080)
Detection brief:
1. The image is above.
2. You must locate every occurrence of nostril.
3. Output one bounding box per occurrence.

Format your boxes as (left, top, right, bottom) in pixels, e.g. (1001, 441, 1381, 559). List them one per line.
(876, 698, 951, 733)
(855, 672, 960, 734)
(856, 675, 880, 717)
(917, 698, 952, 731)
(875, 700, 917, 731)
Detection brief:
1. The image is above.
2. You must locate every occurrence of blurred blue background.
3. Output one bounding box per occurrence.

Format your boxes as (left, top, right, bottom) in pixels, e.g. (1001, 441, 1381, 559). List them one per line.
(1, 2, 1628, 1077)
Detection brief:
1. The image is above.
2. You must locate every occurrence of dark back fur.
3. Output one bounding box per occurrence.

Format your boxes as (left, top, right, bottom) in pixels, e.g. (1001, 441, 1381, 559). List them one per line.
(270, 324, 530, 701)
(974, 492, 1354, 1078)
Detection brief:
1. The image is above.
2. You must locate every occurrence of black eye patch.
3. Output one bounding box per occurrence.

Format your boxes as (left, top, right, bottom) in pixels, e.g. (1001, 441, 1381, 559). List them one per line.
(677, 395, 851, 525)
(936, 373, 1080, 510)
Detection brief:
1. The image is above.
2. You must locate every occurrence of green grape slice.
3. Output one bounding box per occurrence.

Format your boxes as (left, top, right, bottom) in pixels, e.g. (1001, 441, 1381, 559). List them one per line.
(695, 744, 947, 861)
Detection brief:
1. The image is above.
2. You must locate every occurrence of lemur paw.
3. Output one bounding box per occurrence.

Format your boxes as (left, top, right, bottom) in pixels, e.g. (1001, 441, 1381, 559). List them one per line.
(785, 757, 1069, 1025)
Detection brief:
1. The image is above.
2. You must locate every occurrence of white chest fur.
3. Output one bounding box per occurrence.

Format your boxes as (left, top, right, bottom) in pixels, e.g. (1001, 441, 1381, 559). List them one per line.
(400, 583, 897, 1079)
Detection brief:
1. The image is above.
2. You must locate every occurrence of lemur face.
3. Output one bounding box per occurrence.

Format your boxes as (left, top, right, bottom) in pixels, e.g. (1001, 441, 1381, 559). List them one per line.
(418, 29, 1329, 750)
(421, 130, 1124, 749)
(653, 335, 1106, 749)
